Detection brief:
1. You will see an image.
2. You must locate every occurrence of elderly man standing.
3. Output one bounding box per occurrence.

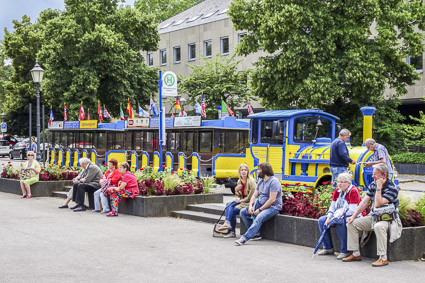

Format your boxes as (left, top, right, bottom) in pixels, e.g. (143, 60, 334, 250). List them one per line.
(71, 157, 102, 212)
(235, 162, 282, 246)
(343, 163, 400, 267)
(364, 138, 394, 181)
(330, 129, 356, 184)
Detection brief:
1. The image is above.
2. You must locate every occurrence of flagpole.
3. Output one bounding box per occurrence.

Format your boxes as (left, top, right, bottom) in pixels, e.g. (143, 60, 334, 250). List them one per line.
(159, 71, 163, 171)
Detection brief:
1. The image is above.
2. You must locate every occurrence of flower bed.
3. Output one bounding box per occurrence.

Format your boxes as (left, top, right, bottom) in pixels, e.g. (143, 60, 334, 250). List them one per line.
(1, 162, 83, 181)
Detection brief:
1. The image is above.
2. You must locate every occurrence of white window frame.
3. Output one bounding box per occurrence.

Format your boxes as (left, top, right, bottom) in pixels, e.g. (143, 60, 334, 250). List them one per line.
(188, 43, 196, 61)
(203, 40, 212, 58)
(220, 36, 229, 55)
(160, 49, 167, 65)
(174, 46, 181, 64)
(238, 33, 247, 43)
(147, 52, 153, 67)
(407, 55, 423, 74)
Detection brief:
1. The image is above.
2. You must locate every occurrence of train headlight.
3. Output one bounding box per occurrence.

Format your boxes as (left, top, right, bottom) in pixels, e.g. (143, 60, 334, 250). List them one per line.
(394, 170, 398, 178)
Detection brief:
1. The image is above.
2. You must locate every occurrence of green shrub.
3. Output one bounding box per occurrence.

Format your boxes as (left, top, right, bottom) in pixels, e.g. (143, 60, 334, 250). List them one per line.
(201, 176, 215, 193)
(391, 152, 425, 164)
(415, 193, 425, 223)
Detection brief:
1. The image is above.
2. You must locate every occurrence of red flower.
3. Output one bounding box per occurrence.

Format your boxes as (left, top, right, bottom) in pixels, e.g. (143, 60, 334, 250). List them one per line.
(55, 162, 58, 165)
(283, 184, 289, 187)
(303, 184, 307, 186)
(163, 165, 166, 168)
(331, 191, 335, 195)
(188, 170, 192, 173)
(322, 182, 329, 185)
(141, 168, 144, 170)
(171, 171, 174, 174)
(295, 182, 301, 185)
(179, 168, 183, 170)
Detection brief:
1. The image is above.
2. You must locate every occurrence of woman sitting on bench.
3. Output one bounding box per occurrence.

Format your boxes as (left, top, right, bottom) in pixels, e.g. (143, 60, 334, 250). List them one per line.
(106, 162, 139, 217)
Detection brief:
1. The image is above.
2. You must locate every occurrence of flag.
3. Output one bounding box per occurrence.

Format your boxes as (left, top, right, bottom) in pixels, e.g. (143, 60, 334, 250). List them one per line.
(176, 97, 183, 116)
(150, 98, 158, 118)
(87, 108, 90, 120)
(98, 100, 103, 122)
(221, 100, 234, 117)
(201, 94, 206, 118)
(126, 98, 135, 119)
(64, 103, 67, 122)
(79, 101, 85, 121)
(120, 104, 125, 120)
(171, 113, 174, 118)
(195, 101, 201, 114)
(49, 108, 54, 127)
(103, 105, 111, 119)
(138, 104, 150, 117)
(247, 101, 254, 115)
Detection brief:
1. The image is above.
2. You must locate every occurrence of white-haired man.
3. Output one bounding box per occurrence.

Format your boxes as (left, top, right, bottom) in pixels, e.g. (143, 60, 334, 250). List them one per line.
(364, 138, 393, 181)
(71, 157, 102, 212)
(343, 163, 400, 267)
(330, 129, 356, 184)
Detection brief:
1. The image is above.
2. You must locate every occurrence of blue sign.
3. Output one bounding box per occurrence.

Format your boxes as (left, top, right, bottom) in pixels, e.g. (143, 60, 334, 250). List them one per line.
(150, 118, 173, 128)
(63, 121, 80, 129)
(1, 122, 6, 132)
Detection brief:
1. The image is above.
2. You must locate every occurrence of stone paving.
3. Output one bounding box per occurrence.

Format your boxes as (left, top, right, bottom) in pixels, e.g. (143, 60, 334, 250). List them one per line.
(0, 192, 424, 283)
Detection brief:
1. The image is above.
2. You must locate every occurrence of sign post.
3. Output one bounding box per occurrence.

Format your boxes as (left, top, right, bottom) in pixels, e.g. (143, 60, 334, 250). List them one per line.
(1, 122, 6, 133)
(161, 71, 178, 98)
(158, 71, 163, 171)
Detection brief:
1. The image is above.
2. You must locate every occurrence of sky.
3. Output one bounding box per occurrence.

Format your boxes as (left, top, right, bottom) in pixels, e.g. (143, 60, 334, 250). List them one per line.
(0, 0, 135, 41)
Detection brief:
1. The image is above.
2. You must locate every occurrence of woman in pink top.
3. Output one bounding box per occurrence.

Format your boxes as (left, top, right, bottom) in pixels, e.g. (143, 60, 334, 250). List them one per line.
(106, 162, 139, 217)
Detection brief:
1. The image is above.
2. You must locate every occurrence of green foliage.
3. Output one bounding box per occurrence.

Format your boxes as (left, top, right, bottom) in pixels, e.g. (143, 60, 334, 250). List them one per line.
(391, 152, 425, 164)
(404, 111, 425, 148)
(398, 194, 414, 220)
(135, 0, 203, 22)
(180, 54, 251, 118)
(163, 174, 183, 190)
(414, 193, 425, 223)
(1, 0, 160, 135)
(200, 176, 215, 194)
(228, 0, 425, 149)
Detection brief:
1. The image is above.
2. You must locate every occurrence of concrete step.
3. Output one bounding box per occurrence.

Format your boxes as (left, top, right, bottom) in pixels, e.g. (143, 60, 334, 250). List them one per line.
(52, 191, 68, 199)
(171, 209, 240, 227)
(186, 203, 226, 216)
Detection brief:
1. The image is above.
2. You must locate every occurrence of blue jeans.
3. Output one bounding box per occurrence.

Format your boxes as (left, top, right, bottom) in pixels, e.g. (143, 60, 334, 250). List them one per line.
(94, 189, 110, 212)
(318, 215, 348, 253)
(225, 202, 240, 233)
(330, 166, 348, 186)
(240, 206, 279, 240)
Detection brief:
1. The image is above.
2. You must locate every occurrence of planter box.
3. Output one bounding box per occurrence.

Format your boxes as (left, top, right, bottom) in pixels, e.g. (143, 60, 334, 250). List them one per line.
(0, 178, 73, 197)
(241, 214, 425, 261)
(395, 163, 425, 175)
(119, 193, 223, 217)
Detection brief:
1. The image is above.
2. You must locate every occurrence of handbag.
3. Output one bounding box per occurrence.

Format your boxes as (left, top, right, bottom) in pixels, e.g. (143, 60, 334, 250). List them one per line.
(19, 168, 32, 180)
(213, 203, 232, 238)
(100, 179, 112, 196)
(372, 203, 396, 222)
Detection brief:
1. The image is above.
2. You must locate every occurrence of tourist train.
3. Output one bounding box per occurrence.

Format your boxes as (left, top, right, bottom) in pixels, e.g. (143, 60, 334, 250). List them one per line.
(46, 106, 396, 191)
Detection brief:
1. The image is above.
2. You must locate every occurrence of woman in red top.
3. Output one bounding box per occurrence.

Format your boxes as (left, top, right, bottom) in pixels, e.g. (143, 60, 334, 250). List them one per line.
(106, 162, 139, 216)
(93, 158, 121, 213)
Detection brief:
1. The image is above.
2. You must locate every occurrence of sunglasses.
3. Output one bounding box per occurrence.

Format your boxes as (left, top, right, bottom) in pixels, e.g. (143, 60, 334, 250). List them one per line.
(28, 154, 34, 156)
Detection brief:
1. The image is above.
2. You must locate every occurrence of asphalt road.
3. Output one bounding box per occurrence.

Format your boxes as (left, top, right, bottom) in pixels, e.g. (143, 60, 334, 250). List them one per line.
(0, 192, 425, 283)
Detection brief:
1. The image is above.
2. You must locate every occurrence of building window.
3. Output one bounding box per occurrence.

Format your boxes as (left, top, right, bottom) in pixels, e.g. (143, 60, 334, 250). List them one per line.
(160, 49, 167, 65)
(188, 43, 196, 61)
(174, 46, 181, 63)
(407, 54, 423, 73)
(147, 52, 153, 67)
(220, 37, 229, 55)
(204, 40, 212, 58)
(238, 33, 247, 43)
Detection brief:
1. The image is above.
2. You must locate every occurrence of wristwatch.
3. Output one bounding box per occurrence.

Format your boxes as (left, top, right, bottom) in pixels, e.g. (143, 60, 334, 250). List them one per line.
(259, 208, 262, 212)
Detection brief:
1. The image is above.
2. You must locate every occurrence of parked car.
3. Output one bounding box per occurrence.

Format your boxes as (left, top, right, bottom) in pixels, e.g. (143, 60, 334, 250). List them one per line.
(0, 134, 18, 146)
(9, 141, 28, 160)
(0, 140, 11, 157)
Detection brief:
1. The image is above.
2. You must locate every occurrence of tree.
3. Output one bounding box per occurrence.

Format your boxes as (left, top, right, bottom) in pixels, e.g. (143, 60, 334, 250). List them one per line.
(0, 45, 13, 111)
(135, 0, 204, 22)
(229, 0, 425, 152)
(180, 54, 251, 118)
(404, 110, 425, 148)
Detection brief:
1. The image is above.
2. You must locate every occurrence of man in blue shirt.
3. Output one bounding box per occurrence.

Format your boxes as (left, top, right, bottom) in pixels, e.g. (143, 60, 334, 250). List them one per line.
(330, 129, 356, 185)
(364, 138, 394, 181)
(235, 162, 282, 246)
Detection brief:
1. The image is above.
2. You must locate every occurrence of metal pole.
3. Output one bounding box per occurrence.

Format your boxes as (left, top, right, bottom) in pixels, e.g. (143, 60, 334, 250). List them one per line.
(36, 83, 41, 161)
(42, 104, 45, 166)
(29, 103, 32, 148)
(159, 71, 163, 171)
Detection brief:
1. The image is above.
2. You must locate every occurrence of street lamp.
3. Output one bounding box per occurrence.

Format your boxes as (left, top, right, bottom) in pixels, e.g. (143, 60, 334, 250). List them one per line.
(30, 62, 44, 161)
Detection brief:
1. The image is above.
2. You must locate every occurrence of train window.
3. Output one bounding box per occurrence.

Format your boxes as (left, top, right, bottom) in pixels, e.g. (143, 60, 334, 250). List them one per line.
(115, 133, 124, 149)
(293, 116, 332, 143)
(97, 132, 105, 150)
(213, 130, 224, 154)
(260, 120, 284, 144)
(200, 132, 212, 152)
(239, 131, 249, 153)
(133, 132, 141, 150)
(106, 133, 114, 150)
(183, 132, 194, 152)
(251, 120, 258, 144)
(224, 131, 239, 152)
(145, 132, 153, 151)
(175, 132, 181, 151)
(125, 132, 132, 150)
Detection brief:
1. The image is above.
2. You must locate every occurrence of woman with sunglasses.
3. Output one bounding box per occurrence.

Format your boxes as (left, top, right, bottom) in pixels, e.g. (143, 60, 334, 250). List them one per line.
(19, 151, 41, 198)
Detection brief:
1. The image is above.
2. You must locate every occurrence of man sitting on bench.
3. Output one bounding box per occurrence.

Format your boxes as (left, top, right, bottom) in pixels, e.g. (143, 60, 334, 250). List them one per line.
(343, 163, 400, 267)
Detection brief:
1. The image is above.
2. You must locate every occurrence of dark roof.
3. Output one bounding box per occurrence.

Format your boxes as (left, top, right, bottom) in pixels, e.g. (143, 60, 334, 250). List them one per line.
(158, 0, 231, 34)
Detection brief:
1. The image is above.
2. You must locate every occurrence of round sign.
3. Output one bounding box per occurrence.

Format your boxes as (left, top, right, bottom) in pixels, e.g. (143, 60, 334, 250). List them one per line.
(162, 71, 177, 97)
(163, 73, 176, 87)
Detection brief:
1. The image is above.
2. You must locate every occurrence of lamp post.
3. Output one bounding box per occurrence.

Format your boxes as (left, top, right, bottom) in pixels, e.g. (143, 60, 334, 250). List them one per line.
(30, 62, 44, 161)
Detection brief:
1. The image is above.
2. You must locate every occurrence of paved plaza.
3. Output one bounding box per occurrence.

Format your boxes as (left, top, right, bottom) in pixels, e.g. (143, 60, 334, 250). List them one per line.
(0, 192, 424, 283)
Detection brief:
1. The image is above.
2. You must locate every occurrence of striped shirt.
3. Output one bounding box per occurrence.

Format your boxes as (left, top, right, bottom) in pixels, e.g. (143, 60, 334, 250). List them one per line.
(374, 143, 392, 174)
(367, 179, 399, 208)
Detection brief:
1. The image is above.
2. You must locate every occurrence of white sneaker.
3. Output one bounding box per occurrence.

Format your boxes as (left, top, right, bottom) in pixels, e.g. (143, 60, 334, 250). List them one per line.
(235, 237, 247, 246)
(318, 249, 334, 256)
(337, 252, 351, 260)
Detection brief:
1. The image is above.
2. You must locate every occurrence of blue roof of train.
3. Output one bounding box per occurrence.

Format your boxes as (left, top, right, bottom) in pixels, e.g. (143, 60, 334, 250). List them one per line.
(201, 116, 249, 129)
(248, 109, 340, 120)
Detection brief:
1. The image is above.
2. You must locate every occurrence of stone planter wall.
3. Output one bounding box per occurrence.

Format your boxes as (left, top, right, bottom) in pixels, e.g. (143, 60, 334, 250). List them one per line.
(394, 163, 425, 175)
(119, 193, 223, 217)
(0, 178, 73, 197)
(241, 214, 425, 261)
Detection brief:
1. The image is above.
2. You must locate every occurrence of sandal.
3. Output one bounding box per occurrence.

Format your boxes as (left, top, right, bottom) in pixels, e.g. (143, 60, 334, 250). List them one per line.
(106, 211, 118, 217)
(26, 195, 32, 198)
(21, 195, 27, 198)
